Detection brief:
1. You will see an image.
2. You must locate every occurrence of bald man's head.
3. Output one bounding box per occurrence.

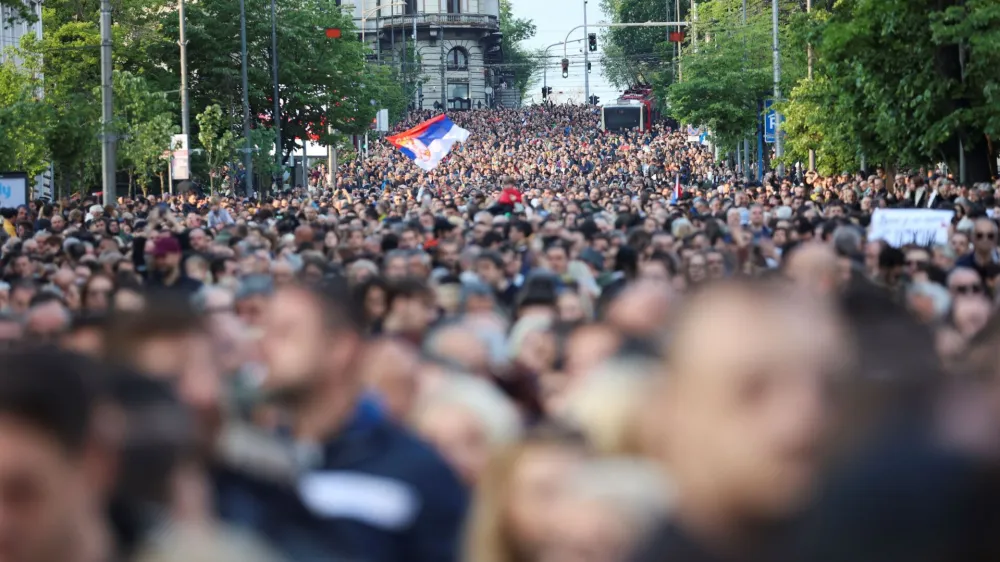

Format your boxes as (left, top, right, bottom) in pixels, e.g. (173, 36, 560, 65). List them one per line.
(784, 242, 842, 294)
(660, 280, 848, 524)
(606, 280, 676, 338)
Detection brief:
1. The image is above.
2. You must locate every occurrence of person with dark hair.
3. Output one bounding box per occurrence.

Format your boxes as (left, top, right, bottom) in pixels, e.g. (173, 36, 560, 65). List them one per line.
(633, 280, 850, 562)
(244, 280, 467, 562)
(81, 272, 115, 313)
(146, 237, 202, 294)
(24, 291, 71, 342)
(795, 286, 1000, 562)
(383, 277, 437, 343)
(0, 349, 111, 562)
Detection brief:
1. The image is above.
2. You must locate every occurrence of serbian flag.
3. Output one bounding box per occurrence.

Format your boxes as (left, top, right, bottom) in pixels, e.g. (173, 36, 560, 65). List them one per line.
(387, 114, 470, 171)
(671, 175, 682, 203)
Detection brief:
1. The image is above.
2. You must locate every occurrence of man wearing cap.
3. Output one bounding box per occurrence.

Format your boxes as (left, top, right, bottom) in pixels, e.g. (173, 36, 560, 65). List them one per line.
(147, 236, 203, 294)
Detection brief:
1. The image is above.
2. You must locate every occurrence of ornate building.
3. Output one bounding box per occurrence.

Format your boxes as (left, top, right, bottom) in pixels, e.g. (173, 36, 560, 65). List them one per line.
(348, 0, 505, 110)
(0, 0, 43, 65)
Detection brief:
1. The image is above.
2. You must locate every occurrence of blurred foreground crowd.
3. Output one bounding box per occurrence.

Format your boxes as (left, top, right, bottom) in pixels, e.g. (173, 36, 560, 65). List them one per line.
(0, 104, 999, 562)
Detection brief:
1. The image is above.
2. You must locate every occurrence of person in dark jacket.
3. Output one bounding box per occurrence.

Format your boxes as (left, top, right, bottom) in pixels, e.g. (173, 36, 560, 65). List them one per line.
(145, 237, 203, 294)
(630, 281, 848, 562)
(242, 278, 468, 562)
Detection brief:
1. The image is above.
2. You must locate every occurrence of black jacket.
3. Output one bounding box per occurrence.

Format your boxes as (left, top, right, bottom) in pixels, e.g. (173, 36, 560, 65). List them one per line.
(215, 399, 468, 562)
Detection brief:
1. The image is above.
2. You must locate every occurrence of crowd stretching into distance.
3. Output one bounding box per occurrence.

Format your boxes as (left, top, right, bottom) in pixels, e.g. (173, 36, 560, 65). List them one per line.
(1, 104, 1000, 562)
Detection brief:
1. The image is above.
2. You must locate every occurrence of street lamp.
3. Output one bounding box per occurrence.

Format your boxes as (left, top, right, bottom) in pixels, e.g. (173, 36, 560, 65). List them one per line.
(360, 2, 408, 43)
(360, 0, 409, 64)
(542, 38, 584, 96)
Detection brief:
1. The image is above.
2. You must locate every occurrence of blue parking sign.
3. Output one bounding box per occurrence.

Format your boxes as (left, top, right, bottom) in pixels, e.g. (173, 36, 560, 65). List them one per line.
(764, 99, 783, 144)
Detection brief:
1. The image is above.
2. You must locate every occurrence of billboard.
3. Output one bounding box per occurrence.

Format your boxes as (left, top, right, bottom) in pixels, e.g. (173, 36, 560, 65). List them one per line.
(171, 134, 190, 180)
(0, 173, 29, 208)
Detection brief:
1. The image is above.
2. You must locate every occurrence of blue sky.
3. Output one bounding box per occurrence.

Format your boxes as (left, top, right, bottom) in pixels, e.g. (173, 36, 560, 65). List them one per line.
(507, 0, 620, 105)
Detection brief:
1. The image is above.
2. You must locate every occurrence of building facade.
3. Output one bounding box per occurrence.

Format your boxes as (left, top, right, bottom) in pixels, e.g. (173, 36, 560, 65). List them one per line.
(0, 0, 42, 65)
(348, 0, 505, 111)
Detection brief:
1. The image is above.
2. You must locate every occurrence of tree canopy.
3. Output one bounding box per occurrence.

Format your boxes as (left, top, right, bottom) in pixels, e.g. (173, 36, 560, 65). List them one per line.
(656, 0, 805, 152)
(499, 0, 540, 99)
(783, 0, 1000, 180)
(599, 0, 685, 90)
(0, 0, 410, 196)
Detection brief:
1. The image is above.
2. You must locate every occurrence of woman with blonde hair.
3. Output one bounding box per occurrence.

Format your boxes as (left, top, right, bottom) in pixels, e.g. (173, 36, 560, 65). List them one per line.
(464, 423, 589, 562)
(411, 373, 523, 485)
(557, 360, 655, 457)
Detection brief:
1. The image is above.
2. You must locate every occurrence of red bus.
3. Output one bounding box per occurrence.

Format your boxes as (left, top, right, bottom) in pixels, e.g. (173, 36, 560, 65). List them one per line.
(601, 86, 656, 132)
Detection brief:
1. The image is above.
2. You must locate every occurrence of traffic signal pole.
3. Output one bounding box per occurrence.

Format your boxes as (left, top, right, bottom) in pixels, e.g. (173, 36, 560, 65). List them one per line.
(541, 38, 584, 100)
(582, 0, 590, 103)
(563, 21, 689, 60)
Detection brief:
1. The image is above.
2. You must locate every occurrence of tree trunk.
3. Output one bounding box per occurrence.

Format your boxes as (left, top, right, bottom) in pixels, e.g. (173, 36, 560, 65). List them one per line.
(964, 134, 993, 184)
(885, 162, 897, 193)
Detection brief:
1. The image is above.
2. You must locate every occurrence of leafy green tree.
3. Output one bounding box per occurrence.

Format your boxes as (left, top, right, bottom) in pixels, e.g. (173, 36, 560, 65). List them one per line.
(148, 0, 377, 163)
(366, 62, 413, 126)
(784, 0, 1000, 180)
(0, 51, 51, 179)
(658, 0, 805, 153)
(781, 75, 861, 175)
(115, 71, 178, 196)
(499, 0, 540, 98)
(197, 104, 236, 194)
(600, 0, 686, 89)
(246, 126, 281, 186)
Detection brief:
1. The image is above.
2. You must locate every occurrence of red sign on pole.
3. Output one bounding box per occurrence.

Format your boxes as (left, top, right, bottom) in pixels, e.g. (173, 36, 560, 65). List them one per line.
(325, 27, 342, 39)
(669, 31, 686, 43)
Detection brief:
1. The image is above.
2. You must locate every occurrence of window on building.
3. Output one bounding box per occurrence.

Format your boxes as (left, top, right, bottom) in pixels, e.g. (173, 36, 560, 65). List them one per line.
(448, 82, 471, 110)
(405, 0, 416, 14)
(447, 47, 469, 71)
(447, 0, 461, 14)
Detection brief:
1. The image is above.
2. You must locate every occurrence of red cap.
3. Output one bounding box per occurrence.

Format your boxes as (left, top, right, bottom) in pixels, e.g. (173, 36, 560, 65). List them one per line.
(151, 237, 181, 257)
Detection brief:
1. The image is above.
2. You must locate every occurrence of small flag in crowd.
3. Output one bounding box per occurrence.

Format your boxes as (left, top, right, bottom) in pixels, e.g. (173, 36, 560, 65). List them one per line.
(673, 175, 682, 203)
(387, 115, 471, 171)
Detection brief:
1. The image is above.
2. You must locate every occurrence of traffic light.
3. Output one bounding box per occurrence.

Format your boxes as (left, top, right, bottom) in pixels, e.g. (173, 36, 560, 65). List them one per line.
(588, 33, 597, 52)
(587, 61, 592, 73)
(588, 95, 600, 105)
(541, 86, 548, 99)
(561, 58, 569, 78)
(546, 86, 553, 97)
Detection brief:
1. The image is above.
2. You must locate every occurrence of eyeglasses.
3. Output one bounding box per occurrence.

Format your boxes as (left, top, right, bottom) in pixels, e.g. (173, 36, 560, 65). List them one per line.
(975, 232, 996, 241)
(951, 284, 983, 295)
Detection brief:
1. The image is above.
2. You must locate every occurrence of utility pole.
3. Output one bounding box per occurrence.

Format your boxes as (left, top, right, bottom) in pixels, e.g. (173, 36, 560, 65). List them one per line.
(582, 0, 590, 103)
(401, 10, 407, 100)
(692, 1, 697, 53)
(675, 0, 681, 82)
(665, 0, 669, 43)
(328, 129, 337, 189)
(439, 22, 446, 110)
(806, 0, 814, 172)
(772, 0, 783, 178)
(413, 14, 418, 110)
(100, 0, 115, 204)
(270, 0, 281, 195)
(239, 0, 253, 195)
(178, 0, 190, 154)
(742, 0, 750, 181)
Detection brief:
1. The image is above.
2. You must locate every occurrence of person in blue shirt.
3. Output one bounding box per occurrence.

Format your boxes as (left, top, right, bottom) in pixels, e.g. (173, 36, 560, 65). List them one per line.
(253, 279, 468, 562)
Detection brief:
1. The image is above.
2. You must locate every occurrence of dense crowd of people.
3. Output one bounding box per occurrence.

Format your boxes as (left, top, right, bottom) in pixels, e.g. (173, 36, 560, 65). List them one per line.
(1, 103, 1000, 562)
